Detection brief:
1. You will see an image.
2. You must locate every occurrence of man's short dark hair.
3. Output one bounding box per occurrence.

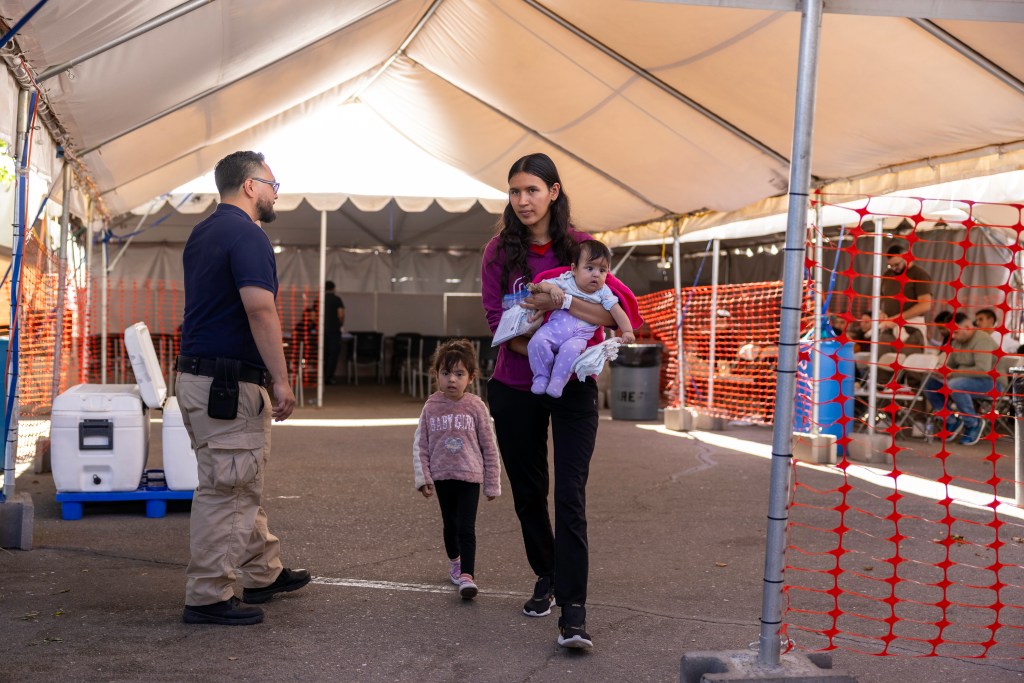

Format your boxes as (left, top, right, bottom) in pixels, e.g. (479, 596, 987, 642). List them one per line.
(886, 244, 907, 256)
(953, 311, 971, 326)
(976, 308, 997, 323)
(325, 280, 335, 291)
(933, 310, 953, 324)
(214, 151, 266, 196)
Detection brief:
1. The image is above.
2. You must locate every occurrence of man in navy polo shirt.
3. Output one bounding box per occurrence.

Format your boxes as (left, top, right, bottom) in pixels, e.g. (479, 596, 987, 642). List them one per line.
(177, 151, 308, 626)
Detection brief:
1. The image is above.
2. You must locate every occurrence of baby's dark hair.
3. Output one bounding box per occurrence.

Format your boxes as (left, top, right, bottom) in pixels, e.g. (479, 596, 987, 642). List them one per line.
(430, 338, 479, 378)
(573, 239, 611, 266)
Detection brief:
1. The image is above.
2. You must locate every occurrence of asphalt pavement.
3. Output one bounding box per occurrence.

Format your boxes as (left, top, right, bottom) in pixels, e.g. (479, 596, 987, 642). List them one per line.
(1, 382, 1022, 682)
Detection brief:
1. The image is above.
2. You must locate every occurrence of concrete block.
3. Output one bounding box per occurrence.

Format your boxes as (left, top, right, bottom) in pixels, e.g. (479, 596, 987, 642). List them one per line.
(680, 650, 857, 682)
(0, 492, 34, 550)
(694, 412, 727, 431)
(34, 436, 51, 474)
(792, 432, 836, 465)
(845, 432, 892, 466)
(664, 407, 695, 432)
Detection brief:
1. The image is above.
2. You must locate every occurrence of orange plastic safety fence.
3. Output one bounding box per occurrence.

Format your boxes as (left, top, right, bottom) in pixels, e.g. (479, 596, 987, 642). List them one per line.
(78, 281, 325, 390)
(16, 233, 78, 419)
(637, 282, 813, 422)
(784, 196, 1024, 659)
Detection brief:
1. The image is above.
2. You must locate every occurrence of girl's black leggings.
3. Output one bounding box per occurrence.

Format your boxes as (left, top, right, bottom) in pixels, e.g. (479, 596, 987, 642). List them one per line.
(434, 479, 480, 577)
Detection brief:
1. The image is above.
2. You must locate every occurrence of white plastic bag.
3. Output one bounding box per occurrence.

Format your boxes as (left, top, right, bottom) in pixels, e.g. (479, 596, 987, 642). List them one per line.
(492, 278, 542, 346)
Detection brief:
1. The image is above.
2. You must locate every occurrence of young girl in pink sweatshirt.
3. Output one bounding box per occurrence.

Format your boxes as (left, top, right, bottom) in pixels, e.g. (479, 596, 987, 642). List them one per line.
(413, 338, 502, 599)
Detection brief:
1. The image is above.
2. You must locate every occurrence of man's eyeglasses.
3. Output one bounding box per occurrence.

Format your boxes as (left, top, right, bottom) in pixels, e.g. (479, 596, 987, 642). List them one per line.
(250, 177, 280, 193)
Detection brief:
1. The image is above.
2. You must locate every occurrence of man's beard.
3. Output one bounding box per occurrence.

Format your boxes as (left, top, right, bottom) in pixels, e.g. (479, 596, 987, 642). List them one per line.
(256, 197, 277, 223)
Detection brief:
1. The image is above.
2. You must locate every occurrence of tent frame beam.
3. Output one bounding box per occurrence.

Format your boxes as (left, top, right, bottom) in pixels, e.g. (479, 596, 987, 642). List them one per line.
(645, 0, 1024, 23)
(347, 0, 445, 104)
(525, 0, 793, 171)
(407, 55, 674, 216)
(338, 203, 395, 248)
(37, 0, 214, 82)
(911, 19, 1024, 98)
(83, 0, 404, 157)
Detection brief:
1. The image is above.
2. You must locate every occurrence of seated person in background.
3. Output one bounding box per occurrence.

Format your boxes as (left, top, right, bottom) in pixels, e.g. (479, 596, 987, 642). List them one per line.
(927, 309, 953, 350)
(975, 307, 1022, 354)
(526, 239, 635, 398)
(828, 314, 848, 337)
(923, 312, 998, 446)
(850, 312, 924, 357)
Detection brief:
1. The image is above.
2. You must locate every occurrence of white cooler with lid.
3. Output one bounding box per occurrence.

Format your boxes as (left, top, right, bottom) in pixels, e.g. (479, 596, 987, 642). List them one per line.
(51, 384, 149, 492)
(124, 322, 199, 491)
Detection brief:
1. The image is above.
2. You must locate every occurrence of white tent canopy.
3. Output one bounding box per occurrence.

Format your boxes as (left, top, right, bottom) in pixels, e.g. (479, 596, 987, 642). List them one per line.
(1, 0, 1022, 244)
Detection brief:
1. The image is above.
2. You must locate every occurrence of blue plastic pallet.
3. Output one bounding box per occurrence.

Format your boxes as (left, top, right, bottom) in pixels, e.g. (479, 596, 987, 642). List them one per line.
(55, 469, 194, 520)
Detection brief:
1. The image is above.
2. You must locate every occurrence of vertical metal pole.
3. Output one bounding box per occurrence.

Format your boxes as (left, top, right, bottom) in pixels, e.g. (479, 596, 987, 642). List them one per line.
(83, 201, 93, 384)
(1012, 367, 1024, 506)
(317, 210, 326, 408)
(101, 238, 108, 384)
(868, 222, 883, 431)
(759, 0, 823, 667)
(708, 239, 720, 409)
(811, 205, 823, 435)
(50, 164, 71, 403)
(3, 89, 29, 500)
(673, 224, 686, 409)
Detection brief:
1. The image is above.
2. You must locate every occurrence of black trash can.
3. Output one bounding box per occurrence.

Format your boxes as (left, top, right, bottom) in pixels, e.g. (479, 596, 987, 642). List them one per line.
(610, 344, 662, 420)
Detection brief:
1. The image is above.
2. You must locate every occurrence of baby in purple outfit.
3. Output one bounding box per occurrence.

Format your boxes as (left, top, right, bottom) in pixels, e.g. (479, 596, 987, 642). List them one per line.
(526, 239, 636, 398)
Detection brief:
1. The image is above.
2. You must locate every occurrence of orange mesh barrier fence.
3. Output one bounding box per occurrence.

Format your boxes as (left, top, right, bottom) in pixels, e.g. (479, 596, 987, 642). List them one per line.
(16, 231, 80, 418)
(784, 196, 1024, 659)
(78, 281, 326, 389)
(637, 282, 813, 422)
(6, 222, 87, 465)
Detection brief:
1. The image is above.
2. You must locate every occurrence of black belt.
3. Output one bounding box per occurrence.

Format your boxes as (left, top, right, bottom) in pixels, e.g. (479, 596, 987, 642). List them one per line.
(175, 356, 272, 388)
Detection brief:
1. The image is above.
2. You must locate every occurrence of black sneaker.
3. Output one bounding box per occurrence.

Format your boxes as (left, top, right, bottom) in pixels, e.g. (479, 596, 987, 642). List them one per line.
(522, 575, 554, 617)
(557, 605, 593, 649)
(183, 596, 264, 625)
(242, 568, 311, 604)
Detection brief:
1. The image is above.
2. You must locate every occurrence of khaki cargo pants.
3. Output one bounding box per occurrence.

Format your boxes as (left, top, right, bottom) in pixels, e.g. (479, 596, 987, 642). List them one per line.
(176, 372, 282, 606)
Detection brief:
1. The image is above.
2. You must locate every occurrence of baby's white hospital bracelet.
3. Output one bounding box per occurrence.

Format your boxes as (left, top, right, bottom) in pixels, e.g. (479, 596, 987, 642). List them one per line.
(561, 293, 573, 310)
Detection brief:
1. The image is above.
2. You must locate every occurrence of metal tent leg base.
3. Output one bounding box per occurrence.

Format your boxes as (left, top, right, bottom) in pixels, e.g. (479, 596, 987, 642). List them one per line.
(664, 407, 696, 432)
(680, 650, 857, 682)
(845, 432, 892, 466)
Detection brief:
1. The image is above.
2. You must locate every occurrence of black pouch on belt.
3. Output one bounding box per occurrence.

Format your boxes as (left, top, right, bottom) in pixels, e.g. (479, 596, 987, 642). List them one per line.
(208, 358, 242, 420)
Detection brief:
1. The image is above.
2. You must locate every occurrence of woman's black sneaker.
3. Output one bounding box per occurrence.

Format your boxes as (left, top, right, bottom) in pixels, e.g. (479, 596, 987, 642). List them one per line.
(522, 575, 554, 617)
(557, 603, 593, 649)
(183, 597, 264, 625)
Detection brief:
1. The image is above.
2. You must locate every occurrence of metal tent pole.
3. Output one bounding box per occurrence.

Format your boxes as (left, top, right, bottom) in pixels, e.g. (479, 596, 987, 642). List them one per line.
(758, 0, 823, 667)
(83, 201, 93, 384)
(101, 237, 108, 384)
(3, 89, 30, 500)
(867, 222, 883, 432)
(811, 205, 823, 434)
(50, 164, 71, 404)
(317, 210, 326, 408)
(708, 239, 720, 409)
(673, 224, 685, 409)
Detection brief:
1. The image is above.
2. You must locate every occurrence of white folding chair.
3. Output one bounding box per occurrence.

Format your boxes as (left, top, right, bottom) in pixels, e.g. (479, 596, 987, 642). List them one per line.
(883, 352, 943, 436)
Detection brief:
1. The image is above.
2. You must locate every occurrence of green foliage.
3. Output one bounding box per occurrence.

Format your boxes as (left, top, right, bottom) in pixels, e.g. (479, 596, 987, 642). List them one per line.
(0, 140, 14, 188)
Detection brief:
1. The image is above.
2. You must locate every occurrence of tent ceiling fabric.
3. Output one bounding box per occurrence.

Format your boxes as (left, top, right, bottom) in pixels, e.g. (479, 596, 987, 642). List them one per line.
(4, 0, 1024, 237)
